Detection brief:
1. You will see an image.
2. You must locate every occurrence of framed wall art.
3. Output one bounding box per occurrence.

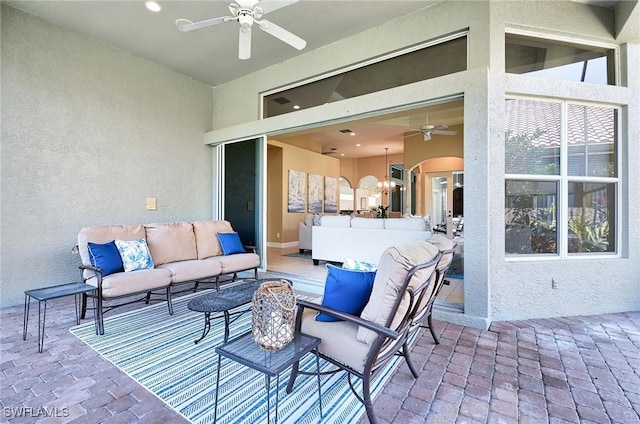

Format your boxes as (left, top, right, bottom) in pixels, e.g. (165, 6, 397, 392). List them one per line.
(307, 173, 323, 213)
(324, 176, 338, 213)
(287, 170, 306, 213)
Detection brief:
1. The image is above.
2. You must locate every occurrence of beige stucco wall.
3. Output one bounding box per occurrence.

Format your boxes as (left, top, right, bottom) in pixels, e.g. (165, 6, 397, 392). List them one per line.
(1, 6, 214, 307)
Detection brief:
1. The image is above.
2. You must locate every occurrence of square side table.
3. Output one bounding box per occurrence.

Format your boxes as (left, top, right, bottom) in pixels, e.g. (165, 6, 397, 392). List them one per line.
(23, 282, 97, 352)
(214, 331, 322, 423)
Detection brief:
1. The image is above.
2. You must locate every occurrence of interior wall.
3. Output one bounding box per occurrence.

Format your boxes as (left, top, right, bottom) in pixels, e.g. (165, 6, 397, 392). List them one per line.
(267, 146, 284, 245)
(0, 5, 214, 307)
(267, 140, 340, 245)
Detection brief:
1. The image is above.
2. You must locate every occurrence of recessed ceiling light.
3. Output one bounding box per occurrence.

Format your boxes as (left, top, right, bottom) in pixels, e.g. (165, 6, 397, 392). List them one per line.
(341, 153, 345, 156)
(293, 105, 301, 110)
(145, 1, 162, 12)
(350, 132, 356, 136)
(356, 143, 361, 147)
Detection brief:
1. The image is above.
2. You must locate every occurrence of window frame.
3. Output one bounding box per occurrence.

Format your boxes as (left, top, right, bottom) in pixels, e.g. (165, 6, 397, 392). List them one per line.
(505, 96, 621, 261)
(505, 28, 620, 86)
(259, 30, 469, 119)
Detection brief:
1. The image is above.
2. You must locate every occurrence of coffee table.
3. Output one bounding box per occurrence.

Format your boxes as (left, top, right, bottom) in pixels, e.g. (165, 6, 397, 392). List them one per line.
(214, 331, 322, 423)
(187, 278, 290, 344)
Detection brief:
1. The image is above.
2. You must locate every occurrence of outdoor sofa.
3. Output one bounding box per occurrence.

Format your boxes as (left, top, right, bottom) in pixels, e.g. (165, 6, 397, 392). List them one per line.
(76, 220, 259, 334)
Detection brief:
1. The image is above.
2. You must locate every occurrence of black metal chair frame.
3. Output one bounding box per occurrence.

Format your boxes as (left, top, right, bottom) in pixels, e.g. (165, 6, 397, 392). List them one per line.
(286, 253, 442, 424)
(79, 245, 260, 335)
(415, 245, 457, 344)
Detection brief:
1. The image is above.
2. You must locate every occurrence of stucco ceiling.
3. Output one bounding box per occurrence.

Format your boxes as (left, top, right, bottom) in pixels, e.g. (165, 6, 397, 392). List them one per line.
(5, 0, 437, 87)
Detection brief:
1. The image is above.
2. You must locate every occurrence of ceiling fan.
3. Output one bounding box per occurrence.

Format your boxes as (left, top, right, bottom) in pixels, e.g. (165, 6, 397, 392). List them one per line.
(407, 123, 457, 141)
(175, 0, 306, 60)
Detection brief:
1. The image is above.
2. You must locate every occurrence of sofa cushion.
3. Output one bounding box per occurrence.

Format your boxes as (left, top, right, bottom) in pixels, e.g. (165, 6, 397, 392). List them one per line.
(304, 214, 315, 227)
(85, 268, 172, 298)
(351, 217, 384, 229)
(316, 264, 375, 322)
(357, 241, 439, 345)
(214, 252, 260, 274)
(115, 238, 155, 272)
(78, 224, 145, 279)
(320, 215, 351, 228)
(217, 232, 245, 255)
(193, 220, 234, 259)
(384, 217, 427, 231)
(87, 241, 124, 277)
(157, 259, 223, 284)
(145, 222, 197, 266)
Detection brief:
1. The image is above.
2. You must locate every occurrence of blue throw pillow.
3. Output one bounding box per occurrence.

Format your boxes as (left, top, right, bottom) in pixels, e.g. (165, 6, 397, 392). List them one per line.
(87, 241, 124, 276)
(316, 264, 376, 322)
(217, 232, 245, 255)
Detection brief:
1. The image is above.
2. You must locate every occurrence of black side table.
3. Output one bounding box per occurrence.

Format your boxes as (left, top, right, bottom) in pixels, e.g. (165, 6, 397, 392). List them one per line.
(23, 282, 96, 352)
(214, 331, 322, 423)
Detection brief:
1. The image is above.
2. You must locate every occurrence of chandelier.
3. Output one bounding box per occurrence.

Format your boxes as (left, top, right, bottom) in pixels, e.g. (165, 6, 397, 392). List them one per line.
(376, 147, 396, 196)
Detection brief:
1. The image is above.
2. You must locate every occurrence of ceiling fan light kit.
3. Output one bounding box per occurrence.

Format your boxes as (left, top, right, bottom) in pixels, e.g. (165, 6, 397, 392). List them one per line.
(176, 0, 306, 60)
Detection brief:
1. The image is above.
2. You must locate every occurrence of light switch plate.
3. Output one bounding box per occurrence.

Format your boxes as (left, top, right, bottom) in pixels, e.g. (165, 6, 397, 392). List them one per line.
(146, 197, 157, 211)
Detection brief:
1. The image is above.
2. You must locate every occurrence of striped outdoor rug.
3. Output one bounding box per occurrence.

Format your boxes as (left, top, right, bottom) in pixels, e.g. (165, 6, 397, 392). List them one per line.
(69, 283, 406, 424)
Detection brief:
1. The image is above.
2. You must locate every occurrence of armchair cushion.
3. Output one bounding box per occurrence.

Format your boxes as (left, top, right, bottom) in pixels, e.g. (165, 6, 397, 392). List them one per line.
(115, 238, 155, 272)
(357, 240, 439, 344)
(316, 264, 375, 322)
(216, 232, 245, 255)
(87, 241, 124, 277)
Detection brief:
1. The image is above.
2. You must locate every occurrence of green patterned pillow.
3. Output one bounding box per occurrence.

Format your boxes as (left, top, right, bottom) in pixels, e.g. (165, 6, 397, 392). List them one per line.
(114, 238, 155, 272)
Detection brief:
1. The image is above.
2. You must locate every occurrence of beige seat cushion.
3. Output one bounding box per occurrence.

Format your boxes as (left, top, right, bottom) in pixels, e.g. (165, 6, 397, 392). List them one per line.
(357, 240, 439, 345)
(213, 253, 260, 274)
(78, 224, 145, 279)
(299, 307, 370, 373)
(145, 222, 197, 266)
(156, 259, 223, 283)
(193, 220, 234, 259)
(85, 268, 172, 298)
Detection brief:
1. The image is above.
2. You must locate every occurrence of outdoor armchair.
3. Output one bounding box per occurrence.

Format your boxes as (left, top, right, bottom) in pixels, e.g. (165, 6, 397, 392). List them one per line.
(286, 241, 442, 424)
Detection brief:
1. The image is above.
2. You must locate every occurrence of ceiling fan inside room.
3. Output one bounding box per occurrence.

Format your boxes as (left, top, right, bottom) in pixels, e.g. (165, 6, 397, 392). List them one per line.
(175, 0, 306, 60)
(407, 123, 457, 141)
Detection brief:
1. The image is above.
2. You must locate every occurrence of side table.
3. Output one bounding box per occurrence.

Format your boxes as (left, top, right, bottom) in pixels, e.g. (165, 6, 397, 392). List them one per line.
(214, 331, 322, 423)
(23, 282, 97, 352)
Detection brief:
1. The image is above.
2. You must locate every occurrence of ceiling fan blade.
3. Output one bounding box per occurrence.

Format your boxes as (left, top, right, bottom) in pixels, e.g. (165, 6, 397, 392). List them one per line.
(431, 130, 457, 136)
(176, 16, 233, 32)
(257, 19, 306, 50)
(424, 132, 432, 142)
(239, 27, 252, 60)
(433, 124, 449, 131)
(231, 0, 260, 9)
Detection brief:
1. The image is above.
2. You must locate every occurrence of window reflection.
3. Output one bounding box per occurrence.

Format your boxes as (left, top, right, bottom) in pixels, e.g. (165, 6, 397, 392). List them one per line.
(505, 33, 615, 85)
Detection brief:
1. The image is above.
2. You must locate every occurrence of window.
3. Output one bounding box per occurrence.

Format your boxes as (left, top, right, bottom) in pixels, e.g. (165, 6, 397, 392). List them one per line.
(505, 33, 615, 85)
(505, 98, 618, 257)
(263, 33, 467, 117)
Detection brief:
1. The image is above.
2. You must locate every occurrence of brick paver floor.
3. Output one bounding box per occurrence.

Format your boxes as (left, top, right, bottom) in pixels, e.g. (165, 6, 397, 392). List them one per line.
(1, 291, 638, 423)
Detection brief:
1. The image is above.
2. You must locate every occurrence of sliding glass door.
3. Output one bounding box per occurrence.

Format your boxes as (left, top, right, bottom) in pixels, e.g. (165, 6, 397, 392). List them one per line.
(212, 136, 267, 270)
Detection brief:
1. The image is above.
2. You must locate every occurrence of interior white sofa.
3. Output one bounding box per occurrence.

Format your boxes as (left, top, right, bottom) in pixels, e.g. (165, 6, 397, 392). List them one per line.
(77, 220, 260, 334)
(298, 214, 315, 253)
(311, 215, 432, 265)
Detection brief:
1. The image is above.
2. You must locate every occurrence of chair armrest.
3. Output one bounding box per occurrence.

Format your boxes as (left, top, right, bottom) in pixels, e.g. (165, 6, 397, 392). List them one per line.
(243, 245, 258, 253)
(80, 264, 102, 274)
(296, 298, 398, 339)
